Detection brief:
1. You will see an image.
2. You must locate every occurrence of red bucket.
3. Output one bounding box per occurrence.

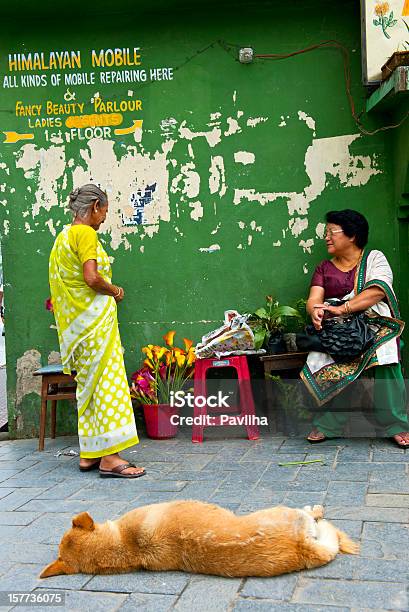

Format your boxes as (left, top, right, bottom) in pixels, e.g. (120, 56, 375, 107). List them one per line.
(142, 404, 179, 439)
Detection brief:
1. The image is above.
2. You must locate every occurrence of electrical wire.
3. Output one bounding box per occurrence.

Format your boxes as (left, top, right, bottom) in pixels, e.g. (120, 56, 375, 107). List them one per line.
(252, 39, 409, 136)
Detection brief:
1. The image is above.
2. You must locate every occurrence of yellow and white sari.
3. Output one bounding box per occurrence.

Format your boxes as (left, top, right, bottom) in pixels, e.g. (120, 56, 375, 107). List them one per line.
(49, 224, 139, 458)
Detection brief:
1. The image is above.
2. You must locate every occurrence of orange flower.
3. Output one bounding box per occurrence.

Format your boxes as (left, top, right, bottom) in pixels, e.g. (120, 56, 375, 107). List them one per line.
(375, 2, 389, 16)
(163, 330, 176, 347)
(143, 358, 154, 370)
(183, 338, 193, 352)
(153, 346, 167, 360)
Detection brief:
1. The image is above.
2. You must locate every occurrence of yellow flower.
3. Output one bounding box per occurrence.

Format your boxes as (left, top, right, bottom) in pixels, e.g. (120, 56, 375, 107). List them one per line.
(142, 346, 154, 361)
(143, 358, 154, 370)
(187, 349, 196, 366)
(152, 346, 167, 360)
(375, 2, 389, 16)
(163, 330, 176, 347)
(175, 352, 186, 367)
(183, 338, 193, 352)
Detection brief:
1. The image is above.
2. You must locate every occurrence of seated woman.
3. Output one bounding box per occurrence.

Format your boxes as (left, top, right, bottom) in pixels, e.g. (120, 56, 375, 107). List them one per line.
(301, 209, 409, 448)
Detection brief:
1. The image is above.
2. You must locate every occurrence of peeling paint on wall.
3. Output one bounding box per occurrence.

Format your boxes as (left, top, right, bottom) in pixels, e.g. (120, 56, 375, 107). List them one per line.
(16, 349, 42, 405)
(234, 151, 255, 165)
(199, 244, 221, 253)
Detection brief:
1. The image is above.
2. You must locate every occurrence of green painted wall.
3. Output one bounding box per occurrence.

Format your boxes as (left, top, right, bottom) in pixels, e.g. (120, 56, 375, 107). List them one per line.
(0, 0, 406, 437)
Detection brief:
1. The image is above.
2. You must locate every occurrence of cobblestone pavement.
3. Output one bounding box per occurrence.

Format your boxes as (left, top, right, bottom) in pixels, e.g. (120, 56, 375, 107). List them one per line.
(0, 432, 407, 611)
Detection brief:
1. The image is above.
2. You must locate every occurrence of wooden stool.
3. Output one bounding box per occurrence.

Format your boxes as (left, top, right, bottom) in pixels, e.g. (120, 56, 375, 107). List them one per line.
(33, 365, 76, 451)
(192, 355, 260, 443)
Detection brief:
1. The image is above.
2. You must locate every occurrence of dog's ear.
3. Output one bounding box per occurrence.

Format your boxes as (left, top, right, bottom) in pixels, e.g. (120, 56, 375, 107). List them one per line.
(72, 512, 95, 531)
(39, 559, 77, 578)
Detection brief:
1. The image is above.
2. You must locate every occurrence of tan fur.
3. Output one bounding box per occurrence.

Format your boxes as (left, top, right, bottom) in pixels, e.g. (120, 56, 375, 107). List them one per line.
(40, 501, 359, 579)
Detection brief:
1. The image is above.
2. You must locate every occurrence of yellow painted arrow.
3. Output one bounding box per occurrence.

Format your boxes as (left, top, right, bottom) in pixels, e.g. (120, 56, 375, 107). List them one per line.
(3, 131, 34, 144)
(114, 119, 143, 136)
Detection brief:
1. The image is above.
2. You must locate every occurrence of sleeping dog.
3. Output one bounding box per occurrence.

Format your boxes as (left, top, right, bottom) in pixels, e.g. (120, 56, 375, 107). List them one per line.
(40, 500, 358, 578)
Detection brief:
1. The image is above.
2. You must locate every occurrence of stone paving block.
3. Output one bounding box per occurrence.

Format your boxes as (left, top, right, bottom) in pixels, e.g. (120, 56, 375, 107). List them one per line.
(372, 449, 409, 463)
(34, 481, 88, 500)
(366, 493, 409, 507)
(0, 524, 25, 541)
(119, 593, 178, 611)
(159, 470, 230, 482)
(283, 491, 326, 508)
(0, 511, 42, 525)
(240, 574, 297, 599)
(0, 475, 64, 488)
(0, 543, 58, 565)
(132, 491, 181, 505)
(332, 461, 371, 481)
(85, 502, 133, 522)
(173, 575, 241, 611)
(0, 488, 15, 499)
(361, 522, 409, 560)
(85, 570, 189, 594)
(325, 481, 367, 506)
(14, 513, 73, 544)
(293, 577, 408, 610)
(352, 557, 409, 582)
(257, 466, 301, 483)
(325, 505, 409, 523)
(15, 461, 63, 477)
(1, 562, 92, 591)
(28, 589, 128, 612)
(0, 459, 40, 469)
(234, 602, 349, 612)
(368, 476, 409, 494)
(0, 469, 27, 482)
(337, 447, 371, 461)
(238, 495, 287, 513)
(0, 488, 49, 511)
(286, 477, 331, 493)
(303, 554, 358, 579)
(327, 519, 362, 539)
(18, 498, 100, 514)
(174, 482, 219, 500)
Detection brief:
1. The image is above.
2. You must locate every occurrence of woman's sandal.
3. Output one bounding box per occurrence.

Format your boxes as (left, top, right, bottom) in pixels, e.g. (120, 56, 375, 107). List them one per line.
(99, 462, 146, 479)
(79, 458, 101, 472)
(392, 432, 409, 448)
(307, 429, 327, 444)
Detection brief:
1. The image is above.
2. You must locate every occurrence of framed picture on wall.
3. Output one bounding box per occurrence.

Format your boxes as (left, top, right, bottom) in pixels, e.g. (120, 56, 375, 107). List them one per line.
(361, 0, 409, 84)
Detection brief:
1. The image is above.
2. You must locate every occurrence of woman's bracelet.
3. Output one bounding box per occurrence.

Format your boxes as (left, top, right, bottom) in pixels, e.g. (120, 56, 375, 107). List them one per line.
(113, 286, 122, 298)
(344, 301, 352, 315)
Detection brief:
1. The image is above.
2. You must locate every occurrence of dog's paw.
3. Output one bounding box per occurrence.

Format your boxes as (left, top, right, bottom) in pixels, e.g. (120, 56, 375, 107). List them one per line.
(312, 505, 324, 519)
(303, 505, 324, 520)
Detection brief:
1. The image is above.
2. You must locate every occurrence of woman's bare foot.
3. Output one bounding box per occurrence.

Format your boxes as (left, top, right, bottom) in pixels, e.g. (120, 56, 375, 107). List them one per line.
(99, 453, 145, 475)
(79, 458, 100, 470)
(307, 428, 326, 443)
(392, 432, 409, 448)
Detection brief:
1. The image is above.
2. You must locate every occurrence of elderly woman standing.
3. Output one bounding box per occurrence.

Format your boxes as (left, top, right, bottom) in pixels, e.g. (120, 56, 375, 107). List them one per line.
(49, 184, 145, 477)
(302, 209, 409, 447)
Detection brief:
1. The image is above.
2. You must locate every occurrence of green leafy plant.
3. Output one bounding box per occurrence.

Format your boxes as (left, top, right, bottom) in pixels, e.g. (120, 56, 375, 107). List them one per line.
(248, 295, 303, 350)
(267, 374, 311, 421)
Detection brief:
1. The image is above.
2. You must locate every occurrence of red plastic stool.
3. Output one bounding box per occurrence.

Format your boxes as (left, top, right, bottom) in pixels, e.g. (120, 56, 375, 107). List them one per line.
(192, 355, 260, 443)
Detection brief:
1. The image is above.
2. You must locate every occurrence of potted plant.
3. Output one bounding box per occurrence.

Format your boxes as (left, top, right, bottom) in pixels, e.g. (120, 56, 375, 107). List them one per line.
(248, 295, 303, 353)
(130, 331, 195, 439)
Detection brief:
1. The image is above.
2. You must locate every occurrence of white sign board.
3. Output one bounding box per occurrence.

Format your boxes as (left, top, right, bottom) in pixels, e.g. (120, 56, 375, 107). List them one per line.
(362, 0, 409, 83)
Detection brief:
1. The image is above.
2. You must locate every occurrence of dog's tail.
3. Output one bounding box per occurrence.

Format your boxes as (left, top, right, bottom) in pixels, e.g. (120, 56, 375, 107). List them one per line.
(336, 529, 360, 555)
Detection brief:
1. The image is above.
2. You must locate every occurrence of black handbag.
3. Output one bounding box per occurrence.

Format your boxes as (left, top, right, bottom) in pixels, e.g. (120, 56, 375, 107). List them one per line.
(296, 300, 377, 362)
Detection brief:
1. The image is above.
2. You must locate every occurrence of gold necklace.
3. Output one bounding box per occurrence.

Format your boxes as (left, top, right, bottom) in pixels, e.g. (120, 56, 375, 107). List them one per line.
(332, 251, 362, 272)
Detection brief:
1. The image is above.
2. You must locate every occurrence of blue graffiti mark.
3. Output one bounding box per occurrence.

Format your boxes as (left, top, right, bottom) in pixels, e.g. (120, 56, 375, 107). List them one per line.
(122, 183, 157, 226)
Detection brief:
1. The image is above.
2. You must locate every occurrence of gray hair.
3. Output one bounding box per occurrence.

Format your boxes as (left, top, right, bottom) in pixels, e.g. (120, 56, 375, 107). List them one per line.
(68, 184, 108, 218)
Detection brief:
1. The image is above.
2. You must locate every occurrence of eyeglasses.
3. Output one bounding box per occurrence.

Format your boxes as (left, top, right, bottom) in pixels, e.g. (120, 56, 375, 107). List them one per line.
(324, 229, 344, 238)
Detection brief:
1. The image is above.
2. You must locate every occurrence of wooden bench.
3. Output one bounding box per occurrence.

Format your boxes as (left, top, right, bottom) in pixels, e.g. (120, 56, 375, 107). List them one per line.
(33, 365, 76, 451)
(259, 352, 308, 432)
